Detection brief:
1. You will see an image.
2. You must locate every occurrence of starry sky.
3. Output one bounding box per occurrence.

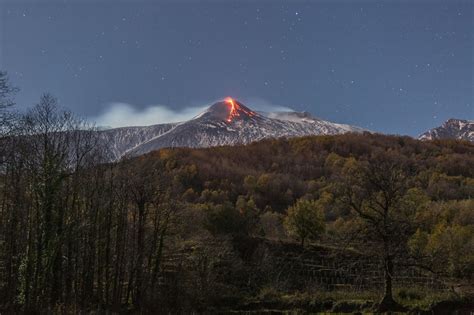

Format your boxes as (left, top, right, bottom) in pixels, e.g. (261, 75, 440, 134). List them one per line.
(0, 0, 472, 136)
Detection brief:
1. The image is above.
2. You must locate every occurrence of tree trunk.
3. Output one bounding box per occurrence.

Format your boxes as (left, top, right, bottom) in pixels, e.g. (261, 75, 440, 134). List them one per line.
(377, 255, 404, 312)
(133, 201, 146, 308)
(381, 256, 394, 302)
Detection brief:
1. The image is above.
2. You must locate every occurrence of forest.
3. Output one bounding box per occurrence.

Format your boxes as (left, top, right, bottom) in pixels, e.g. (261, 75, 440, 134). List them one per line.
(0, 72, 473, 313)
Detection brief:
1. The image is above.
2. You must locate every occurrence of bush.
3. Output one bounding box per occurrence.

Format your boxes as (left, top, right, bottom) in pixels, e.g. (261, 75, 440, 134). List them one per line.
(398, 288, 425, 301)
(257, 287, 282, 302)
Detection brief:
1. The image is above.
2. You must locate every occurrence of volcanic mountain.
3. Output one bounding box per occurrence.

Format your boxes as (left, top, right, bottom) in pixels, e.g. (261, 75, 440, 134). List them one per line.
(99, 98, 366, 160)
(419, 118, 474, 142)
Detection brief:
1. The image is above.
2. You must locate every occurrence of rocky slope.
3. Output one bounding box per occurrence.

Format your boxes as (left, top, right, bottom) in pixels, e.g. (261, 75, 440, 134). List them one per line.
(419, 118, 474, 142)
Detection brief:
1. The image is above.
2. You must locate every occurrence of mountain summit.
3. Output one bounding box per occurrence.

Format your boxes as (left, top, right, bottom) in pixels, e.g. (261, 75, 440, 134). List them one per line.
(99, 98, 366, 160)
(195, 98, 260, 123)
(419, 118, 474, 142)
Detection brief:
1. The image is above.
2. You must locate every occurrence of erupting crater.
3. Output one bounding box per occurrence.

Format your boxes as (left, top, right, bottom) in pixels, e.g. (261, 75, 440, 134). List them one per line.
(224, 97, 256, 123)
(196, 97, 259, 124)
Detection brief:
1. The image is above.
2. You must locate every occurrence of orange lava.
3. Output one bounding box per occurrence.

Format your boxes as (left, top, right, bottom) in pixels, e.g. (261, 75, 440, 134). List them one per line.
(225, 97, 255, 123)
(225, 97, 236, 122)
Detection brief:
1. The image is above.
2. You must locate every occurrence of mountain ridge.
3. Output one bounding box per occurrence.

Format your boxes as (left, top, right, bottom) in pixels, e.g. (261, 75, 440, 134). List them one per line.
(419, 118, 474, 142)
(98, 98, 366, 160)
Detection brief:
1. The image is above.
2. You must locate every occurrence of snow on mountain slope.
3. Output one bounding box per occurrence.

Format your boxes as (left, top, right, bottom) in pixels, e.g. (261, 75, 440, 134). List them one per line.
(260, 110, 364, 132)
(419, 118, 474, 142)
(99, 98, 366, 160)
(99, 123, 176, 160)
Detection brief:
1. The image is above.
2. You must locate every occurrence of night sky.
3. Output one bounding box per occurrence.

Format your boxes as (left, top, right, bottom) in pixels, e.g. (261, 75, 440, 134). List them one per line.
(1, 0, 472, 136)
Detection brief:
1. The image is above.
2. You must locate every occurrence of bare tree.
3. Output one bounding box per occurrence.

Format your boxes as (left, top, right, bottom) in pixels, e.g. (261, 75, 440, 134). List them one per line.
(338, 150, 415, 312)
(0, 71, 18, 122)
(0, 71, 18, 164)
(116, 157, 170, 308)
(16, 94, 101, 308)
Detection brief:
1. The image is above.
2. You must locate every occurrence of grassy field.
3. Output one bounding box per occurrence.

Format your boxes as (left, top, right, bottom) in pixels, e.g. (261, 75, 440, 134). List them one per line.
(216, 287, 471, 314)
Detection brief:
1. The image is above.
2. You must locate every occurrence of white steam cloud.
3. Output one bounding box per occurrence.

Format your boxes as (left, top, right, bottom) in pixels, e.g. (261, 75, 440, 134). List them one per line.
(241, 97, 295, 113)
(93, 102, 208, 128)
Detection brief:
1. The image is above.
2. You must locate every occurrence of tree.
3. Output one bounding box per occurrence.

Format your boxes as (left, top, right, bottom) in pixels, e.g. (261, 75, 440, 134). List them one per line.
(117, 157, 166, 308)
(408, 199, 474, 283)
(0, 71, 18, 163)
(0, 71, 17, 117)
(15, 94, 101, 308)
(283, 199, 325, 246)
(338, 150, 416, 312)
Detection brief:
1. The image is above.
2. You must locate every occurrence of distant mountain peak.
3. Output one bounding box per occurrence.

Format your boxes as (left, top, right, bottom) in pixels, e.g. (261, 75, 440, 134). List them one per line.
(443, 118, 473, 126)
(197, 98, 260, 123)
(419, 118, 474, 142)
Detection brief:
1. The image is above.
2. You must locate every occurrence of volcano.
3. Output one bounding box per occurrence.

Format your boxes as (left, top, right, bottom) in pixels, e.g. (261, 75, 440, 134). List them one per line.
(98, 98, 366, 160)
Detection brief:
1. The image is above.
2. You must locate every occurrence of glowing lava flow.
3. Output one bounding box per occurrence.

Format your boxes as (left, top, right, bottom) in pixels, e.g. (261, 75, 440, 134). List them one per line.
(225, 97, 237, 122)
(225, 97, 255, 123)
